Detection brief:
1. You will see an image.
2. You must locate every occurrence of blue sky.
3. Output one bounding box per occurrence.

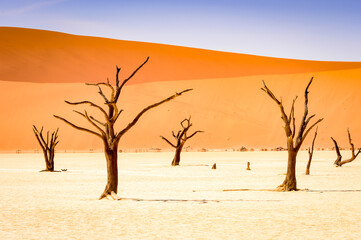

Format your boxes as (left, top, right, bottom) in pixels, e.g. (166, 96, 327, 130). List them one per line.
(1, 0, 360, 61)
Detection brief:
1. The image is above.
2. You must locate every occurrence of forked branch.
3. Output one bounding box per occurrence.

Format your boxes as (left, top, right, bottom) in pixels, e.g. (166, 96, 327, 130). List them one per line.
(333, 129, 361, 167)
(261, 80, 292, 137)
(331, 137, 342, 166)
(54, 115, 102, 138)
(118, 88, 193, 138)
(115, 57, 150, 102)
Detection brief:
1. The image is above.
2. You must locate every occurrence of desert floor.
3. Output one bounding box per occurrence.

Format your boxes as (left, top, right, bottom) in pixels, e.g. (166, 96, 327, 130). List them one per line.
(1, 151, 361, 239)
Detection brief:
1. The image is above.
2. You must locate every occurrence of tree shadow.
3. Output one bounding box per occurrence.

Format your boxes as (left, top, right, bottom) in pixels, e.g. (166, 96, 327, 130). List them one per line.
(221, 188, 361, 193)
(302, 189, 361, 193)
(118, 198, 281, 203)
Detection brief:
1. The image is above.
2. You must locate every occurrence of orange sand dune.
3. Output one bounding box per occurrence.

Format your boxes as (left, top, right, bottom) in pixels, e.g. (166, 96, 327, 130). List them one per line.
(0, 68, 360, 151)
(1, 27, 361, 85)
(0, 27, 360, 151)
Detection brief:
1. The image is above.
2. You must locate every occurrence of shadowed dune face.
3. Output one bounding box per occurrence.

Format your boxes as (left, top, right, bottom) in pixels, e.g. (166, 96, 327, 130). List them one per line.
(0, 27, 360, 151)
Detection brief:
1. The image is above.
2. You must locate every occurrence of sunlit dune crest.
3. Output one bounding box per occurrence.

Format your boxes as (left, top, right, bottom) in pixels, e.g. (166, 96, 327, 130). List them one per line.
(1, 27, 361, 84)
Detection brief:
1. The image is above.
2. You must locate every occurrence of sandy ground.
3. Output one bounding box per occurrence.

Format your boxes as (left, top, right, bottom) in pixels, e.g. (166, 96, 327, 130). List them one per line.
(1, 151, 361, 239)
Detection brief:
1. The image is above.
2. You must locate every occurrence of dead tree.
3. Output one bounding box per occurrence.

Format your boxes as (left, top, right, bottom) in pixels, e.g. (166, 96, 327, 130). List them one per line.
(332, 129, 361, 167)
(305, 127, 318, 175)
(54, 57, 192, 199)
(331, 137, 342, 166)
(33, 126, 59, 172)
(160, 117, 203, 166)
(261, 77, 323, 191)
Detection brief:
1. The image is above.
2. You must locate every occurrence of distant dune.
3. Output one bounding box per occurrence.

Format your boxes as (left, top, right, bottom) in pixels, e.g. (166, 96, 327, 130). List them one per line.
(2, 27, 361, 84)
(0, 27, 360, 151)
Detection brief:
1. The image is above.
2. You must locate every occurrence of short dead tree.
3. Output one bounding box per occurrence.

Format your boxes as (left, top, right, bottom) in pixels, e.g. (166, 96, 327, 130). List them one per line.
(160, 117, 203, 166)
(33, 126, 59, 172)
(54, 57, 192, 199)
(305, 127, 318, 175)
(331, 129, 361, 167)
(261, 77, 323, 191)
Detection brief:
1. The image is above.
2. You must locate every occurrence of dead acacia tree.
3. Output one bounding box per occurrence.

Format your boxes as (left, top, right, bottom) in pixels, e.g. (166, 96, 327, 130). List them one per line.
(33, 126, 59, 172)
(160, 117, 203, 166)
(331, 137, 342, 166)
(305, 127, 318, 175)
(332, 129, 361, 167)
(261, 77, 323, 191)
(54, 57, 192, 199)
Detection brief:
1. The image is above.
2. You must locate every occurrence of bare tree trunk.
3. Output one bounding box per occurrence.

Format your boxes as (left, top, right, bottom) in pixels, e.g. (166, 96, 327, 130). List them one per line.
(99, 145, 118, 199)
(306, 127, 318, 175)
(171, 143, 184, 166)
(305, 154, 311, 175)
(45, 149, 55, 171)
(278, 142, 297, 191)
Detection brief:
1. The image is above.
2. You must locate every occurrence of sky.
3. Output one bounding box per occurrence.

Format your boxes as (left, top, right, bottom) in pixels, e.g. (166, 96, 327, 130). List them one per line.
(0, 0, 360, 61)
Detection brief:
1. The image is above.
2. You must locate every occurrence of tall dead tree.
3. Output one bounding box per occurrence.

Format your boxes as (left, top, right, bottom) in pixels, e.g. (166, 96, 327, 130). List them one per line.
(305, 127, 318, 175)
(332, 129, 361, 167)
(261, 77, 323, 191)
(33, 126, 59, 172)
(54, 57, 192, 199)
(160, 117, 203, 166)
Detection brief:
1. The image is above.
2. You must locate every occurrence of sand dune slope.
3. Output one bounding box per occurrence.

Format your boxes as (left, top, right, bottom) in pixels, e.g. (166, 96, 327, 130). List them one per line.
(0, 67, 360, 151)
(0, 27, 360, 151)
(1, 27, 361, 85)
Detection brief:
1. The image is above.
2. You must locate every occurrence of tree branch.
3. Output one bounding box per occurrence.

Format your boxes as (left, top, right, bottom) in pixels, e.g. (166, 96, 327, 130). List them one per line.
(331, 137, 342, 165)
(261, 80, 292, 137)
(296, 118, 323, 151)
(90, 116, 106, 126)
(86, 79, 115, 102)
(65, 100, 110, 124)
(160, 136, 177, 148)
(117, 88, 192, 139)
(296, 77, 313, 144)
(73, 110, 106, 137)
(33, 126, 46, 151)
(114, 57, 150, 102)
(54, 115, 102, 138)
(290, 97, 297, 138)
(187, 130, 204, 140)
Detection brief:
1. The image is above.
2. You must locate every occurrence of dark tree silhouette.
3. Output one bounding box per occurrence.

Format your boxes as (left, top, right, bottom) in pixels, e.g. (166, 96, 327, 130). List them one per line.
(261, 77, 323, 191)
(54, 57, 192, 199)
(160, 117, 203, 166)
(332, 129, 361, 167)
(305, 127, 318, 175)
(33, 126, 59, 172)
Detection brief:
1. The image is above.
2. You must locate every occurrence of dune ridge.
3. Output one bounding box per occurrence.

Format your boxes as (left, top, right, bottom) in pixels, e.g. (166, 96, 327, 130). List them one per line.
(1, 27, 361, 85)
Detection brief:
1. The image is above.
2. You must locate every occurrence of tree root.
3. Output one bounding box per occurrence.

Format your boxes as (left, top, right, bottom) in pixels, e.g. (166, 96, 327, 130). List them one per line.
(275, 184, 298, 192)
(99, 191, 121, 200)
(39, 169, 61, 172)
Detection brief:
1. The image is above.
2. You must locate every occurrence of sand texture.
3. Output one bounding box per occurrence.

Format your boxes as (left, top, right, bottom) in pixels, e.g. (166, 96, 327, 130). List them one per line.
(1, 151, 361, 239)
